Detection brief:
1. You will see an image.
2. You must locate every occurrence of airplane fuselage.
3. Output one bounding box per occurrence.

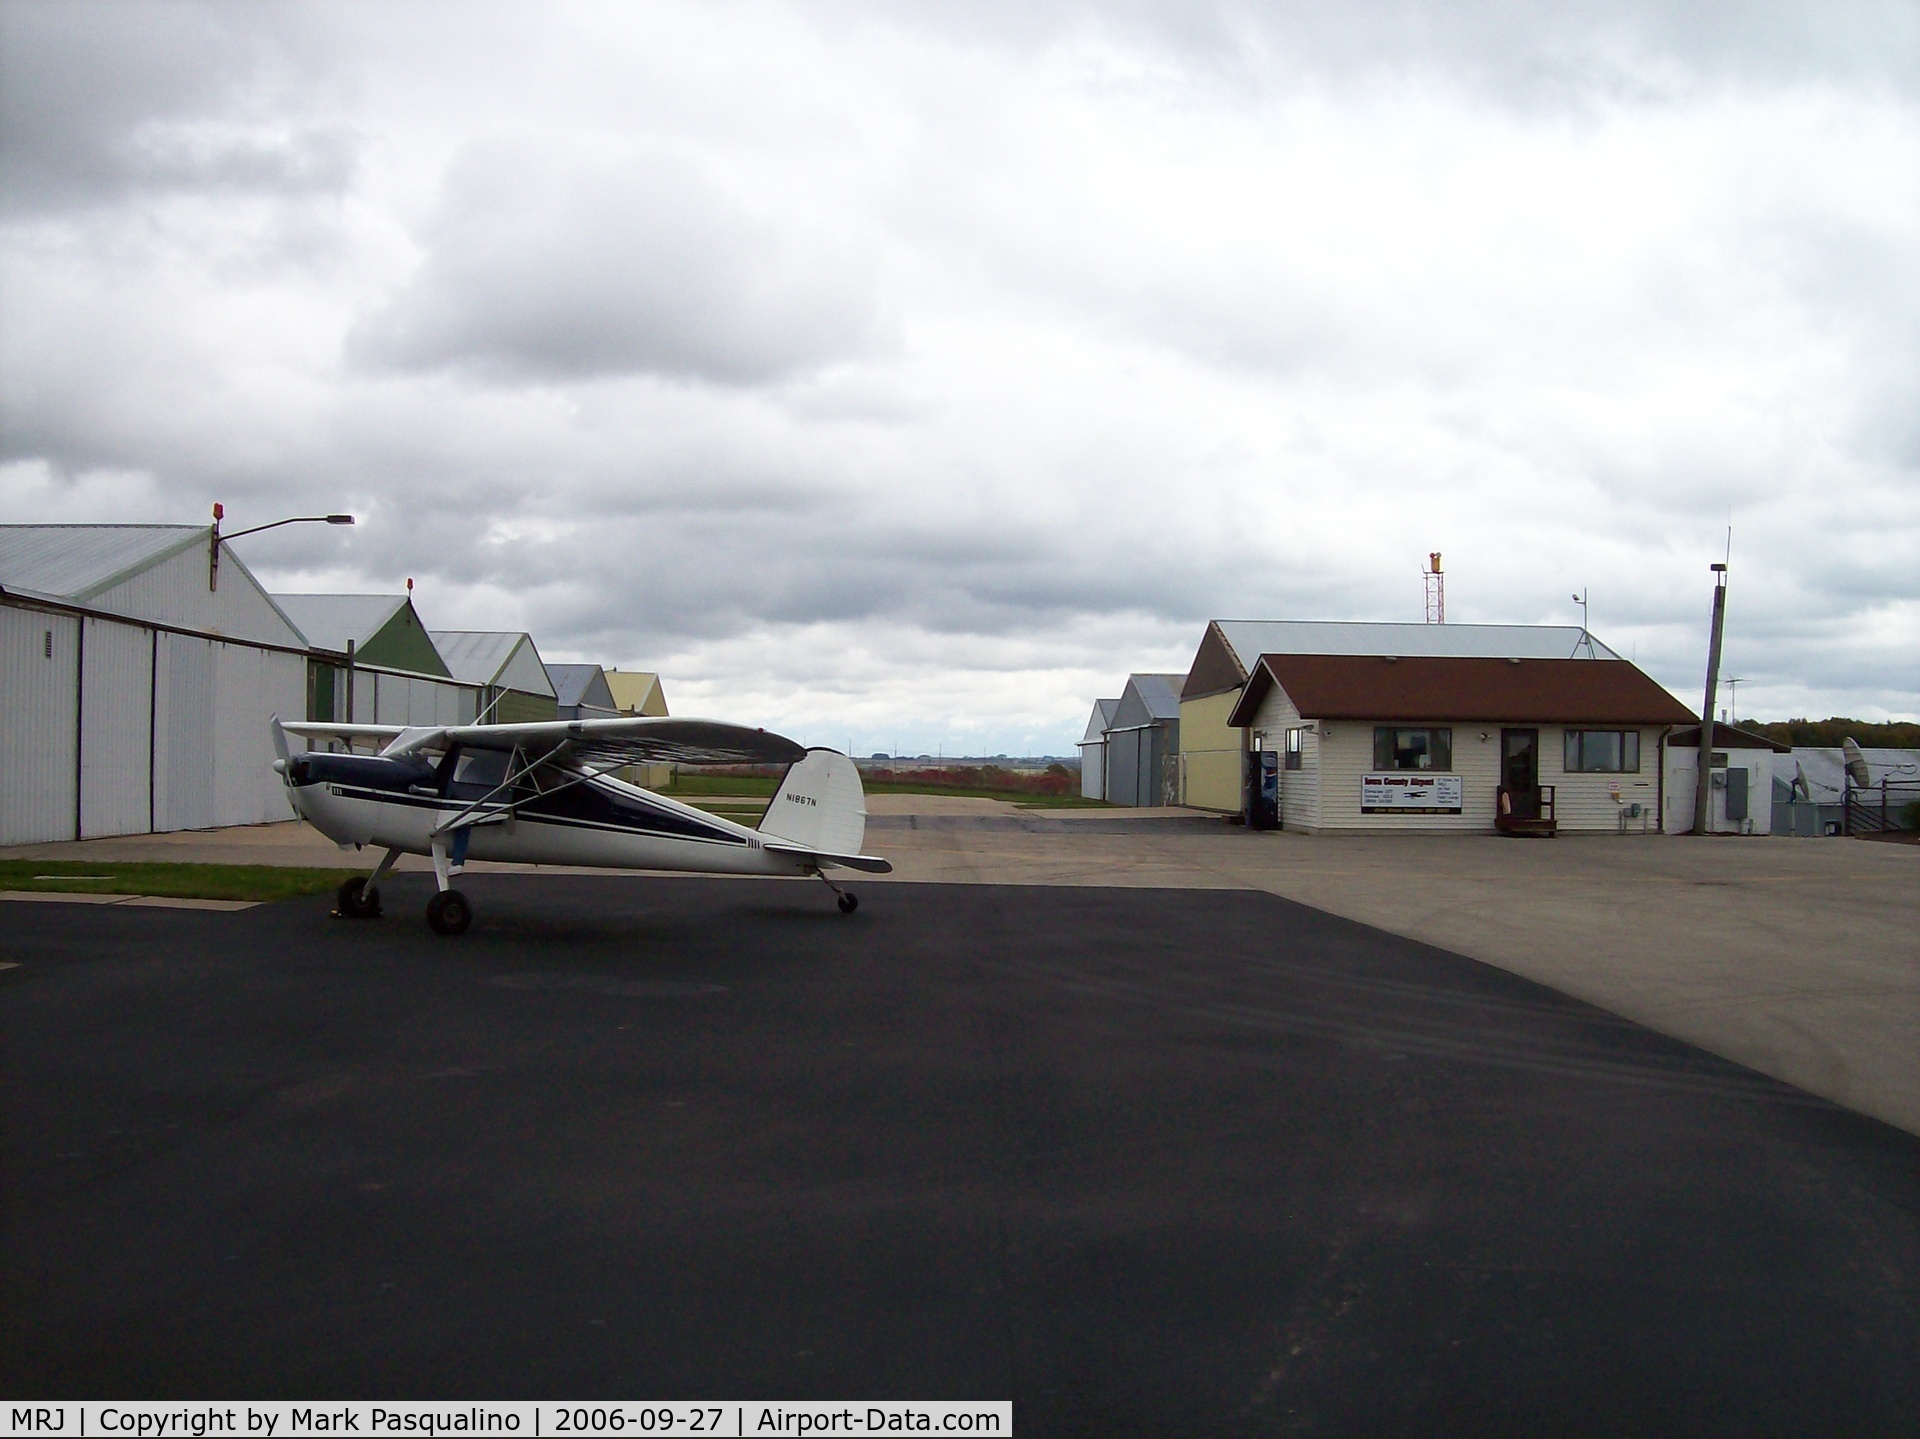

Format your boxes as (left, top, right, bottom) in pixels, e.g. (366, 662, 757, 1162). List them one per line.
(284, 747, 815, 878)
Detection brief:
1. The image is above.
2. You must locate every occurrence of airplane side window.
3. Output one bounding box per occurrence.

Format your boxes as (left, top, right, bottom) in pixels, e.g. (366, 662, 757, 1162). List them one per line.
(450, 749, 511, 796)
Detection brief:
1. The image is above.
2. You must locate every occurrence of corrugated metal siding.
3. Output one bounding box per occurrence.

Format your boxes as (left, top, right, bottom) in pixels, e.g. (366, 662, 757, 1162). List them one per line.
(1179, 690, 1243, 810)
(90, 539, 304, 647)
(0, 606, 80, 843)
(493, 689, 559, 724)
(1106, 728, 1143, 806)
(1079, 741, 1105, 799)
(158, 634, 216, 831)
(213, 643, 301, 826)
(495, 639, 554, 698)
(79, 616, 153, 838)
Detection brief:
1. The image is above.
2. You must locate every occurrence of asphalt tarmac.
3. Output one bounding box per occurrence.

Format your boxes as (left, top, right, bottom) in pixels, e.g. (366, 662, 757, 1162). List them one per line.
(3, 877, 1915, 1436)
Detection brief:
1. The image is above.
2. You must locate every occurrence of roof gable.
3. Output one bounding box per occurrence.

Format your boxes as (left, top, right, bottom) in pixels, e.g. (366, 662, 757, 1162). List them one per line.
(1112, 673, 1183, 728)
(605, 670, 667, 716)
(1228, 655, 1696, 728)
(1181, 621, 1250, 699)
(430, 630, 557, 696)
(275, 594, 451, 677)
(548, 663, 618, 711)
(1081, 698, 1120, 743)
(2, 523, 305, 647)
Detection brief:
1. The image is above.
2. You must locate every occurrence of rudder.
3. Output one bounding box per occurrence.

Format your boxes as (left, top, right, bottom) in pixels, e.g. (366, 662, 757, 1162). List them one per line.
(759, 749, 868, 857)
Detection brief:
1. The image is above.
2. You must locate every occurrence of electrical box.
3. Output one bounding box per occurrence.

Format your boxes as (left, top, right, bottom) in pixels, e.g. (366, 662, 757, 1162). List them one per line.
(1725, 767, 1749, 823)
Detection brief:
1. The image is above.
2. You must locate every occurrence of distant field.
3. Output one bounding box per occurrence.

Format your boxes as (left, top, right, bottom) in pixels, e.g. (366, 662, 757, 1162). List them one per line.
(662, 774, 1107, 809)
(0, 861, 347, 903)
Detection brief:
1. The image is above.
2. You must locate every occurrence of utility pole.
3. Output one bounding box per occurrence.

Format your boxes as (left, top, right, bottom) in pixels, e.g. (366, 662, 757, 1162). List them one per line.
(1692, 563, 1729, 836)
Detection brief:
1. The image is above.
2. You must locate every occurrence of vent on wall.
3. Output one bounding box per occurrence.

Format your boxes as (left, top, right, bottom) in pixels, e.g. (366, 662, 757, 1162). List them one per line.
(43, 630, 53, 658)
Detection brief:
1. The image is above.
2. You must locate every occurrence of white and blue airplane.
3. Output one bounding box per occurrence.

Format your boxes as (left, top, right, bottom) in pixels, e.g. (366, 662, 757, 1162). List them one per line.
(271, 715, 888, 934)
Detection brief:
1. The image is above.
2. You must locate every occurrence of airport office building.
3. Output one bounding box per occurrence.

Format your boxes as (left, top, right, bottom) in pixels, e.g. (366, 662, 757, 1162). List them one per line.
(1171, 620, 1698, 833)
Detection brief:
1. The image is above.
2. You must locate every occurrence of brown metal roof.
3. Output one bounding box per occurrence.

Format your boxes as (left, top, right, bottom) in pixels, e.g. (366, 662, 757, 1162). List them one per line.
(1226, 654, 1698, 727)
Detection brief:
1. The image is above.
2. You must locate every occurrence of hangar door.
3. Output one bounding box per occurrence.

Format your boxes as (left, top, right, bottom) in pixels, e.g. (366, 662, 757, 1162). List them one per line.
(154, 634, 217, 831)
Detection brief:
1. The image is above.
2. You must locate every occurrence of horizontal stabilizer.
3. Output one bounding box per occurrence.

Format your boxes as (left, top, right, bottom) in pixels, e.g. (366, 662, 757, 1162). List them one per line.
(761, 842, 893, 874)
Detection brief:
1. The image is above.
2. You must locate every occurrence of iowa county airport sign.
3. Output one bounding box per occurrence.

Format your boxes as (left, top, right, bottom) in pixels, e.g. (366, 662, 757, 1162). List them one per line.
(1361, 773, 1464, 814)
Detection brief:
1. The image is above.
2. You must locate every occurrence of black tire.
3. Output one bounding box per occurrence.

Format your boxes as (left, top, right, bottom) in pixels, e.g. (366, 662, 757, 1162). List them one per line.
(336, 877, 381, 919)
(426, 889, 472, 936)
(837, 891, 858, 914)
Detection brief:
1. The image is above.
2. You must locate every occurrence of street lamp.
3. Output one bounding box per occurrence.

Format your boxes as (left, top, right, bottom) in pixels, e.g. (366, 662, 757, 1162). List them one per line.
(208, 501, 354, 590)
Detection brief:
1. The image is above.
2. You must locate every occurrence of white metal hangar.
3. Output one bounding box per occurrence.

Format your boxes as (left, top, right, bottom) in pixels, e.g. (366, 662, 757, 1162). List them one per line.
(1079, 697, 1120, 800)
(1104, 674, 1183, 807)
(1, 524, 308, 844)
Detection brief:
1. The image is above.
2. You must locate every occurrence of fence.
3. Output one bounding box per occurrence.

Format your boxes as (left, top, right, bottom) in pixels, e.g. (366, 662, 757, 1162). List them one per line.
(1843, 779, 1920, 837)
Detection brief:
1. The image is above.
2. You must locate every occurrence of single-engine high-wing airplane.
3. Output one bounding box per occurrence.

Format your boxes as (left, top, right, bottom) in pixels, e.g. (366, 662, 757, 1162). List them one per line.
(271, 714, 889, 934)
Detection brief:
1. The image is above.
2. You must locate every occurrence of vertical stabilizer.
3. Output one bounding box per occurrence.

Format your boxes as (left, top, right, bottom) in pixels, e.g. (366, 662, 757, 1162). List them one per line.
(759, 749, 868, 857)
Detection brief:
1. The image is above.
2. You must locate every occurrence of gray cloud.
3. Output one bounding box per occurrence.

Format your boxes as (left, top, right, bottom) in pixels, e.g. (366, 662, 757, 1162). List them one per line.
(0, 1, 356, 216)
(2, 1, 1915, 747)
(351, 141, 883, 384)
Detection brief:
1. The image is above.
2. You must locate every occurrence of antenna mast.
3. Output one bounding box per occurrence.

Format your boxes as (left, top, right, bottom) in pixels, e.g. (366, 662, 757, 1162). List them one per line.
(1423, 552, 1444, 624)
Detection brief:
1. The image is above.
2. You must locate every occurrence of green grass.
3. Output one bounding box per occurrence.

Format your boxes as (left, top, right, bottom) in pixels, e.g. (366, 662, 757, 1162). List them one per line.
(683, 801, 769, 822)
(0, 861, 348, 904)
(662, 774, 779, 797)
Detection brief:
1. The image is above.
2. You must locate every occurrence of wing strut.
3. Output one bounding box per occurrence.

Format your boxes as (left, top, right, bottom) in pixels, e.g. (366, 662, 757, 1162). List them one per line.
(431, 744, 632, 839)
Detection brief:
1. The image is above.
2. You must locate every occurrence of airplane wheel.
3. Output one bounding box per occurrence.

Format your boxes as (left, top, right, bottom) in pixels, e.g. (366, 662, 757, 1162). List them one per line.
(337, 877, 381, 919)
(837, 891, 858, 914)
(426, 889, 472, 936)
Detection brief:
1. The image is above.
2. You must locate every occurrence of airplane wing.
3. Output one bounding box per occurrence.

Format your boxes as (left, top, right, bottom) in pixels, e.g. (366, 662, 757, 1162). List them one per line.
(436, 716, 809, 769)
(279, 716, 806, 769)
(281, 721, 413, 746)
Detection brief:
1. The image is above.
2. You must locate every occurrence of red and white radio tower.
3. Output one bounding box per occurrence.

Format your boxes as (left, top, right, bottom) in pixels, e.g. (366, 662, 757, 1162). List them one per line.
(1423, 552, 1444, 623)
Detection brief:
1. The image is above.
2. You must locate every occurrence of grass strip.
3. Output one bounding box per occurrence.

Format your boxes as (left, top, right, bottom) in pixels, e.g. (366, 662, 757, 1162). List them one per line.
(0, 861, 347, 904)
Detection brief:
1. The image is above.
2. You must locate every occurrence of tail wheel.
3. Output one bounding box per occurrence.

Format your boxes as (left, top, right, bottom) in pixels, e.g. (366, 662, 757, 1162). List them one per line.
(336, 877, 382, 919)
(837, 891, 859, 914)
(426, 889, 472, 936)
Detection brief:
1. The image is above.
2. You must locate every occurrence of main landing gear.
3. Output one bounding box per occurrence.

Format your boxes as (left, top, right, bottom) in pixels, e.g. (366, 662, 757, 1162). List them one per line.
(816, 869, 859, 914)
(426, 889, 472, 935)
(333, 844, 473, 935)
(425, 833, 473, 935)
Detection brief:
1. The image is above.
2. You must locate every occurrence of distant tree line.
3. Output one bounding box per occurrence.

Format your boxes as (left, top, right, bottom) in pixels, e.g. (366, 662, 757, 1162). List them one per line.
(1743, 718, 1920, 748)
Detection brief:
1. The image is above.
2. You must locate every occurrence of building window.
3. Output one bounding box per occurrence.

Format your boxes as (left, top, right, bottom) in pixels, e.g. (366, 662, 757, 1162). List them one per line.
(1373, 726, 1451, 771)
(1564, 729, 1641, 773)
(1284, 727, 1304, 770)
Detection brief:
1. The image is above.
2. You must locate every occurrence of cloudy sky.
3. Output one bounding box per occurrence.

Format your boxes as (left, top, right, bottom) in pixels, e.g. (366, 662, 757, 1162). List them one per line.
(4, 1, 1916, 751)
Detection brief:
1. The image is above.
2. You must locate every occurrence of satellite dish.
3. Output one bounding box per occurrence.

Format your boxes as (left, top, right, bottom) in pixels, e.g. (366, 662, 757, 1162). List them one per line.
(1842, 737, 1872, 788)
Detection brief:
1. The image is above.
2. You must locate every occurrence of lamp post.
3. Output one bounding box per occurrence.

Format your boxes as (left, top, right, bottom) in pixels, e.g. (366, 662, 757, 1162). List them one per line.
(1692, 563, 1729, 836)
(208, 502, 354, 591)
